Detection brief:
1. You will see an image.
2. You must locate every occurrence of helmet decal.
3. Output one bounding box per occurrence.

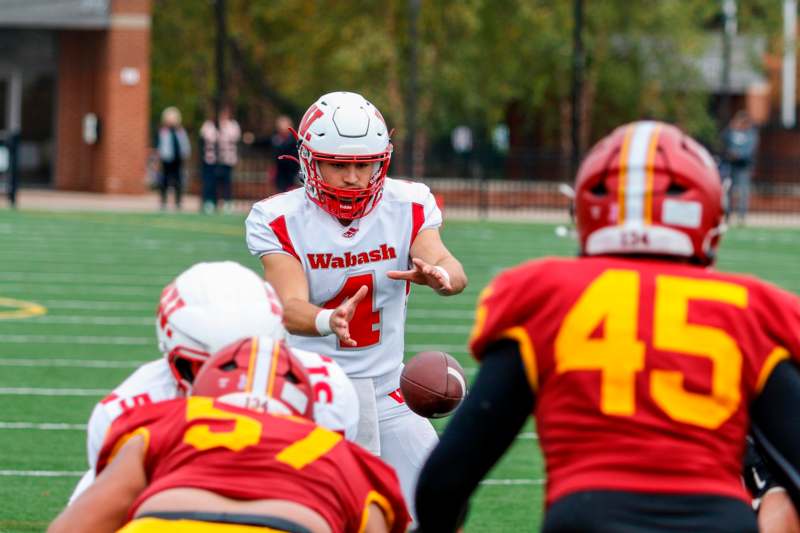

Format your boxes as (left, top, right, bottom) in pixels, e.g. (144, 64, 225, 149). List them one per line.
(157, 283, 185, 331)
(298, 104, 324, 141)
(616, 121, 662, 226)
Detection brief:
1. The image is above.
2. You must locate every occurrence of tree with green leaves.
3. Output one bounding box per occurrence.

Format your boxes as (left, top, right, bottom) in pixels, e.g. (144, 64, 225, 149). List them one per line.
(150, 0, 782, 176)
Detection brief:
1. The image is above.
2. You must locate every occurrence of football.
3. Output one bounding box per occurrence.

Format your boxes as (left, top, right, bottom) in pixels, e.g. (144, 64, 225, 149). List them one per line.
(400, 351, 467, 418)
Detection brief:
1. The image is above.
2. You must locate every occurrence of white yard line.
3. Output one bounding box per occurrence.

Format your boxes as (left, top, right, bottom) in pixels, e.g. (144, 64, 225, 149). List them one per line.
(407, 309, 476, 319)
(0, 253, 181, 267)
(0, 422, 86, 430)
(0, 356, 473, 374)
(41, 300, 154, 311)
(0, 387, 107, 396)
(0, 470, 86, 477)
(406, 324, 472, 334)
(479, 479, 544, 486)
(0, 421, 531, 439)
(21, 316, 151, 326)
(21, 316, 474, 329)
(27, 299, 467, 314)
(405, 344, 468, 354)
(0, 358, 148, 368)
(0, 272, 169, 285)
(0, 334, 149, 345)
(0, 285, 157, 296)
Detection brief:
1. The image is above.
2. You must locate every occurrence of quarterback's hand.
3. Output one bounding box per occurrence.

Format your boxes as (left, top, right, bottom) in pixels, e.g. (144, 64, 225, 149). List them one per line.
(387, 258, 453, 294)
(331, 285, 368, 347)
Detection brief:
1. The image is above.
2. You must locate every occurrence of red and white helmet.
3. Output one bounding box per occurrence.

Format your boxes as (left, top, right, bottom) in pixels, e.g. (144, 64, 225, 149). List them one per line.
(575, 121, 725, 266)
(296, 91, 392, 220)
(192, 336, 314, 419)
(156, 261, 285, 392)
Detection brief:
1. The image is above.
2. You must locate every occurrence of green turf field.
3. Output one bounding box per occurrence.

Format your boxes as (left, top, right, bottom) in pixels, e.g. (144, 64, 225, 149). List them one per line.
(0, 209, 799, 532)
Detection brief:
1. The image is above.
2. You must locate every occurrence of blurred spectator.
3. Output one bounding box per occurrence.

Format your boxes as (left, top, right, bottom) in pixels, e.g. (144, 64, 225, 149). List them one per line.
(156, 107, 191, 211)
(271, 115, 299, 193)
(200, 105, 241, 214)
(721, 111, 759, 225)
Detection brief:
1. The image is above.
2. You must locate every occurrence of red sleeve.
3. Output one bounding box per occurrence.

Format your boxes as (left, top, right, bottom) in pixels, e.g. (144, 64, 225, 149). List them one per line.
(469, 268, 521, 361)
(762, 284, 800, 358)
(751, 281, 800, 392)
(347, 445, 411, 533)
(95, 399, 184, 477)
(468, 261, 550, 392)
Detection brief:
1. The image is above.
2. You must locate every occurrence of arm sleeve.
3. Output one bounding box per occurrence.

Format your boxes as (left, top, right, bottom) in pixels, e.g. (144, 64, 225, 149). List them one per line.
(419, 185, 442, 231)
(86, 402, 112, 470)
(245, 205, 291, 259)
(751, 359, 800, 509)
(415, 339, 535, 532)
(757, 284, 800, 363)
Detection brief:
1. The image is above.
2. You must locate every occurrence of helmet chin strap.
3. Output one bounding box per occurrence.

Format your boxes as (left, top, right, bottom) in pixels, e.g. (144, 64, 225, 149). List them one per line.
(702, 221, 728, 265)
(278, 154, 300, 165)
(556, 183, 578, 240)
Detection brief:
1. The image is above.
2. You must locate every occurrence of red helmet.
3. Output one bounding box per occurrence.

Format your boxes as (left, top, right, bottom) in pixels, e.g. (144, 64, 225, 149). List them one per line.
(192, 336, 314, 419)
(575, 121, 725, 266)
(296, 91, 392, 221)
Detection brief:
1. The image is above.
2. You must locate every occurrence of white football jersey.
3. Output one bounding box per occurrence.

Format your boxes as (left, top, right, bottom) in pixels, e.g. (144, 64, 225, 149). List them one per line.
(290, 346, 359, 440)
(246, 178, 443, 378)
(70, 359, 178, 503)
(70, 352, 357, 503)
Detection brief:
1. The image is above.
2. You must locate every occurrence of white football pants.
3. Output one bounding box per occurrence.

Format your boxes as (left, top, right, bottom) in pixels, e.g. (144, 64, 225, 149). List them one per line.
(354, 366, 439, 523)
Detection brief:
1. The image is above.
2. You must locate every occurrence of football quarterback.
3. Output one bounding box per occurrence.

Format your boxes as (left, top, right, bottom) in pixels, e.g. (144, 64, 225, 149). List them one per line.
(246, 91, 467, 520)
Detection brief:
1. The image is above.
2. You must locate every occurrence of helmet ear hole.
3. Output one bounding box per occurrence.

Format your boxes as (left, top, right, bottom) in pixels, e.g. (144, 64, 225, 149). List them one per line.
(590, 180, 609, 196)
(666, 180, 688, 195)
(221, 361, 238, 371)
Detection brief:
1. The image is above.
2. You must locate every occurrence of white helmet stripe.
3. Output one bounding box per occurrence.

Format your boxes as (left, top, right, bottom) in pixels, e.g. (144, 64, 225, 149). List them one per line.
(249, 338, 275, 395)
(623, 121, 659, 225)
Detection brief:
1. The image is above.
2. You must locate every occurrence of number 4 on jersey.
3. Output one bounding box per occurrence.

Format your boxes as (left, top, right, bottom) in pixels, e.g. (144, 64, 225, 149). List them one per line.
(322, 273, 381, 348)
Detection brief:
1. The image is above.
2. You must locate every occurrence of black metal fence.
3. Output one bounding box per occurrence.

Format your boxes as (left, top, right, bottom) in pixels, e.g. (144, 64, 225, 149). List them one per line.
(188, 143, 800, 225)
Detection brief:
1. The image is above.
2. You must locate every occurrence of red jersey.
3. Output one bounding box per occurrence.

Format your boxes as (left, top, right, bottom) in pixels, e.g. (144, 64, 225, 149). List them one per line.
(470, 256, 800, 506)
(96, 397, 409, 532)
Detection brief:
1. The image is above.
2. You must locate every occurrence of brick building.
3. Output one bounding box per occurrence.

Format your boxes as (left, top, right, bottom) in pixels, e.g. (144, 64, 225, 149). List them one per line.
(0, 0, 151, 193)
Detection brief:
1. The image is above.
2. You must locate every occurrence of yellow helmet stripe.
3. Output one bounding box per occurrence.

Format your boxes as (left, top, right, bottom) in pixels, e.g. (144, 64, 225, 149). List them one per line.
(265, 340, 282, 397)
(643, 123, 662, 224)
(244, 336, 260, 392)
(617, 125, 635, 224)
(622, 121, 659, 225)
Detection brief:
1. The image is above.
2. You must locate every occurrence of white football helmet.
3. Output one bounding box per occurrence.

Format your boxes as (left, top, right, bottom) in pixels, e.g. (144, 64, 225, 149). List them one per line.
(295, 91, 393, 220)
(155, 261, 285, 391)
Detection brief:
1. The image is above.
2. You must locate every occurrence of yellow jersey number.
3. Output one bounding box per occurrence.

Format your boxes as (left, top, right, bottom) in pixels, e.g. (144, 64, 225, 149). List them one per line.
(182, 397, 342, 469)
(554, 269, 747, 429)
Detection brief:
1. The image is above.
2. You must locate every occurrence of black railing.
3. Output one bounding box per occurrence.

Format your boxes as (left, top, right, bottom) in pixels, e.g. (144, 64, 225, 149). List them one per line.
(185, 145, 800, 224)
